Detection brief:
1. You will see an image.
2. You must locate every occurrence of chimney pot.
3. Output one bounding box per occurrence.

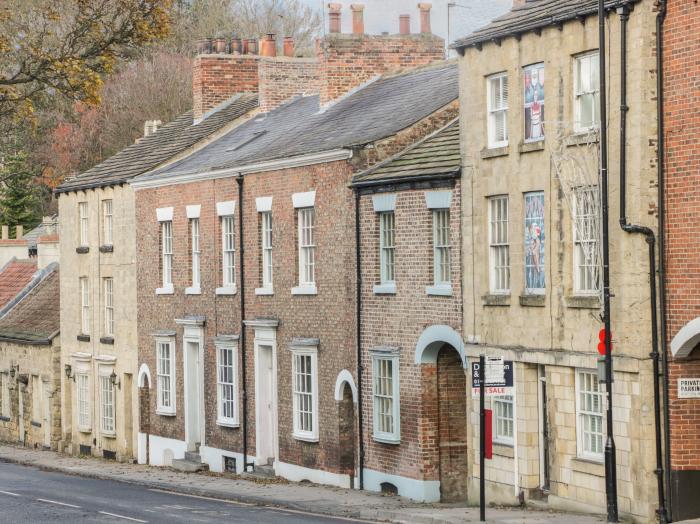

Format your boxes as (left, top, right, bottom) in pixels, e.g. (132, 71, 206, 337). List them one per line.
(231, 38, 242, 55)
(15, 225, 23, 239)
(196, 38, 212, 54)
(328, 3, 342, 33)
(418, 3, 432, 34)
(350, 4, 365, 34)
(283, 36, 294, 57)
(214, 37, 227, 54)
(261, 34, 277, 57)
(247, 38, 258, 55)
(399, 14, 411, 35)
(1, 225, 7, 240)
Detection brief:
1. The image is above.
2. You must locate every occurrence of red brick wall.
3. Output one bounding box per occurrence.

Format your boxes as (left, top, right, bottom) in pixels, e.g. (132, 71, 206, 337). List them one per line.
(359, 181, 463, 483)
(258, 57, 321, 113)
(193, 55, 260, 120)
(317, 34, 445, 105)
(663, 0, 700, 471)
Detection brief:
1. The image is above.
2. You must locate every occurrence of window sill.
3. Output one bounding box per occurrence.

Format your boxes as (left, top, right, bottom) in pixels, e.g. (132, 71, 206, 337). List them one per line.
(216, 285, 237, 296)
(292, 285, 317, 296)
(571, 456, 605, 475)
(76, 246, 89, 254)
(565, 132, 599, 147)
(480, 145, 509, 159)
(217, 419, 240, 428)
(373, 434, 401, 445)
(493, 442, 514, 457)
(99, 336, 114, 345)
(518, 140, 545, 154)
(78, 427, 92, 434)
(77, 334, 91, 342)
(0, 416, 10, 422)
(565, 295, 600, 309)
(482, 294, 510, 307)
(373, 283, 396, 295)
(185, 286, 201, 295)
(519, 294, 545, 307)
(30, 420, 42, 428)
(293, 432, 319, 443)
(426, 284, 452, 296)
(99, 245, 114, 253)
(101, 432, 116, 439)
(156, 285, 174, 295)
(156, 409, 176, 417)
(255, 287, 274, 296)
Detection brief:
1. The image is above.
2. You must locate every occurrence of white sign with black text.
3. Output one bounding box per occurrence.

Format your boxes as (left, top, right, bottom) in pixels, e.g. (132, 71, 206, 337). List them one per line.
(678, 378, 700, 399)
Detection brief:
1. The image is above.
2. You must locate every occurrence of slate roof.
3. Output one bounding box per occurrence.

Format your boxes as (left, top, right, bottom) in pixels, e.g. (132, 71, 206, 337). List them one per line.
(23, 216, 59, 249)
(452, 0, 640, 50)
(352, 119, 460, 186)
(0, 258, 38, 310)
(138, 61, 459, 183)
(0, 264, 59, 344)
(55, 94, 259, 194)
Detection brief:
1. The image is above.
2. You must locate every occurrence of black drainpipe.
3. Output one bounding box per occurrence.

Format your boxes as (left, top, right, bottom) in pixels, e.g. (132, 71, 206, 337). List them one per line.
(237, 174, 252, 473)
(617, 6, 667, 521)
(354, 189, 365, 490)
(654, 1, 672, 520)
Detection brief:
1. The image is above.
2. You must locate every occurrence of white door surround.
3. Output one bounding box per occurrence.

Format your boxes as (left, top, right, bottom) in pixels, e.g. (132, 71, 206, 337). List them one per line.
(245, 319, 279, 468)
(177, 317, 205, 452)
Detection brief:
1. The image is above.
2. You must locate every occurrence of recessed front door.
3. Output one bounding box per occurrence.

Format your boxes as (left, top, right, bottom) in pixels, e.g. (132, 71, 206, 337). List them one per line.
(185, 340, 203, 451)
(256, 344, 276, 465)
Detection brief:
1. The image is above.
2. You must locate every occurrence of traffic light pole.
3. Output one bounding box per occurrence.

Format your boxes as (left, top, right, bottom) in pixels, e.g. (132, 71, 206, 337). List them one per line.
(598, 0, 618, 521)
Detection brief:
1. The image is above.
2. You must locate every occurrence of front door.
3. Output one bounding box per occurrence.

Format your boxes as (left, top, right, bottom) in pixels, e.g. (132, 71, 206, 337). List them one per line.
(185, 341, 203, 451)
(256, 344, 275, 465)
(43, 382, 51, 448)
(538, 365, 550, 491)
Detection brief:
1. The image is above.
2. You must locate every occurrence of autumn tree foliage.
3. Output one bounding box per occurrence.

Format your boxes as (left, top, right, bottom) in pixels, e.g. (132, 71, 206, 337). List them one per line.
(0, 0, 174, 120)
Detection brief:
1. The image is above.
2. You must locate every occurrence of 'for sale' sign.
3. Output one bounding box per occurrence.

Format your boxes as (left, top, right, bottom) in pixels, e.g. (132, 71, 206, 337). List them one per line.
(471, 358, 514, 397)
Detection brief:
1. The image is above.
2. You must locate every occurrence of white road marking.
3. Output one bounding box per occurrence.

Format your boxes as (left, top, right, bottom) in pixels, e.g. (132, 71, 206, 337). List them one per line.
(0, 490, 20, 497)
(148, 488, 252, 506)
(98, 510, 148, 523)
(36, 498, 81, 508)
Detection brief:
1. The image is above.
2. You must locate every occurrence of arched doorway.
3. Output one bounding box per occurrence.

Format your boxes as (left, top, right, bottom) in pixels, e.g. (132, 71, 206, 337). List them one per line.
(335, 370, 358, 488)
(437, 344, 468, 502)
(137, 364, 151, 465)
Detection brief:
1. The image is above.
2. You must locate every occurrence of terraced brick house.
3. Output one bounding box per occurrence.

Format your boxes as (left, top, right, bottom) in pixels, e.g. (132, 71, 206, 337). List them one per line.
(130, 6, 461, 491)
(54, 89, 258, 463)
(454, 0, 662, 520)
(351, 120, 464, 501)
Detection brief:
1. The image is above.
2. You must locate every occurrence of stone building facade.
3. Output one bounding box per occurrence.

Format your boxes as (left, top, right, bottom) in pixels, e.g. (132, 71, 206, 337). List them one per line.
(454, 0, 660, 521)
(132, 7, 459, 488)
(662, 0, 700, 520)
(352, 120, 464, 502)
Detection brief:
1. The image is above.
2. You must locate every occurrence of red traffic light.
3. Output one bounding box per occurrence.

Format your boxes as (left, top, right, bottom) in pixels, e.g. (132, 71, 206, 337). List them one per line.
(597, 329, 612, 355)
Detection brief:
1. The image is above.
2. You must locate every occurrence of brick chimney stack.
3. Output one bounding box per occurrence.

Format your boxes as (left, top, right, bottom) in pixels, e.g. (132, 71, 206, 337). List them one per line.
(192, 37, 261, 121)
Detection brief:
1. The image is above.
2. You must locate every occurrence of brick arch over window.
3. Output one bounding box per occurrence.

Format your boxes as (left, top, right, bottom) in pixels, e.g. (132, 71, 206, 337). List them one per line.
(415, 325, 466, 367)
(671, 317, 700, 358)
(138, 363, 152, 389)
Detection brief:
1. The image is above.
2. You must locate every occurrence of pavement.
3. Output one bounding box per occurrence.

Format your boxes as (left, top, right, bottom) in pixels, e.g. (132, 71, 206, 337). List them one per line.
(0, 444, 606, 524)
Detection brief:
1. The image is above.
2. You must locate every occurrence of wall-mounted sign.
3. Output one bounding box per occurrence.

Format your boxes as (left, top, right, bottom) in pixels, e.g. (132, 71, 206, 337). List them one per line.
(678, 378, 700, 399)
(471, 359, 514, 397)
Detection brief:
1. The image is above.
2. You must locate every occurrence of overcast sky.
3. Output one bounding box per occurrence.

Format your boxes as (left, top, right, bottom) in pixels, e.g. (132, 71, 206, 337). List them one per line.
(299, 0, 513, 50)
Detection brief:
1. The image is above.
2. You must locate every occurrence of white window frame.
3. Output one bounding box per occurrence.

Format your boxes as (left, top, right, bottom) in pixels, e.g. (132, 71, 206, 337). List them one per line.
(291, 345, 319, 441)
(161, 221, 173, 288)
(188, 218, 201, 293)
(371, 351, 400, 444)
(103, 277, 114, 337)
(432, 208, 451, 286)
(102, 199, 113, 246)
(76, 372, 90, 431)
(259, 211, 274, 292)
(293, 207, 317, 295)
(0, 372, 10, 418)
(379, 211, 395, 286)
(80, 277, 90, 335)
(575, 369, 605, 462)
(524, 191, 546, 295)
(487, 72, 509, 148)
(79, 201, 89, 247)
(221, 215, 236, 288)
(216, 341, 239, 427)
(573, 186, 600, 295)
(573, 51, 600, 133)
(488, 196, 510, 294)
(99, 373, 115, 436)
(493, 395, 515, 445)
(156, 337, 176, 416)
